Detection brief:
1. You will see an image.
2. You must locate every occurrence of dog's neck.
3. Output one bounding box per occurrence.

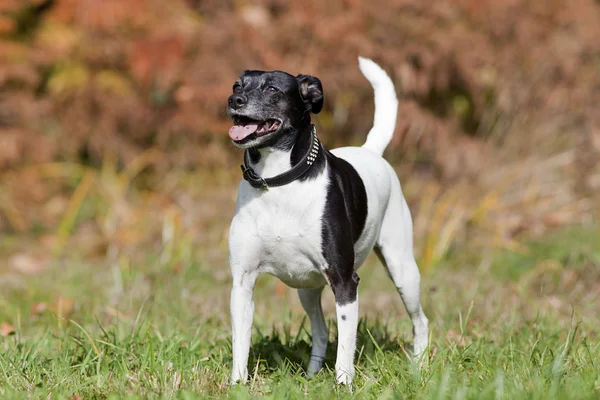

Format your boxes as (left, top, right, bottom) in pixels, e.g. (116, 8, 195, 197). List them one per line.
(247, 125, 314, 179)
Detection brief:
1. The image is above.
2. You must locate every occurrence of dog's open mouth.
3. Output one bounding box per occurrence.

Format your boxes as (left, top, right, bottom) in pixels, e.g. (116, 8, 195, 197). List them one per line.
(229, 116, 281, 142)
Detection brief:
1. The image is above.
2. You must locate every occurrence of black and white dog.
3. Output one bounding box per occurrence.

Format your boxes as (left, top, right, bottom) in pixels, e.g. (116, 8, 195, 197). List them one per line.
(226, 58, 428, 385)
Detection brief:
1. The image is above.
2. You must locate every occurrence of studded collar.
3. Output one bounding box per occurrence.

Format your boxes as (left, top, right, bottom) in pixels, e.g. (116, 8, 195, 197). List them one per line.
(241, 125, 321, 190)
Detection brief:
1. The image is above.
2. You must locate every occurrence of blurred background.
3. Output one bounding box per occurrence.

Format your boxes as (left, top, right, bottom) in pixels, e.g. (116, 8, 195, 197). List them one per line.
(1, 3, 600, 396)
(1, 0, 599, 286)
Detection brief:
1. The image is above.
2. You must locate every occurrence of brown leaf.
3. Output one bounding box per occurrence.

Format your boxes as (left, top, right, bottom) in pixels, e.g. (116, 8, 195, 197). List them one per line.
(0, 322, 15, 337)
(0, 1, 21, 13)
(129, 36, 185, 90)
(0, 130, 21, 169)
(9, 253, 48, 275)
(32, 302, 48, 315)
(0, 15, 15, 34)
(75, 0, 146, 31)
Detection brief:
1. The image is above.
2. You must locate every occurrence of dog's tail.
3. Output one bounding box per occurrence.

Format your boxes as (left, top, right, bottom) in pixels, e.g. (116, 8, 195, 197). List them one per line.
(358, 57, 399, 156)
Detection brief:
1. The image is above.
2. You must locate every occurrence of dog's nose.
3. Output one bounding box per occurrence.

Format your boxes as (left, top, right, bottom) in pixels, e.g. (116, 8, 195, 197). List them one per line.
(228, 94, 247, 110)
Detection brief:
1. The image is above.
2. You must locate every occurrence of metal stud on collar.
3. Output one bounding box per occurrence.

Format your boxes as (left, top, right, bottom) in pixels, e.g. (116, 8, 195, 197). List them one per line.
(307, 126, 320, 166)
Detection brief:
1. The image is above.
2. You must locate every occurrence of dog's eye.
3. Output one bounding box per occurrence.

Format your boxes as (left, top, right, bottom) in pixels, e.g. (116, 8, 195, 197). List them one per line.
(233, 84, 242, 93)
(264, 86, 278, 94)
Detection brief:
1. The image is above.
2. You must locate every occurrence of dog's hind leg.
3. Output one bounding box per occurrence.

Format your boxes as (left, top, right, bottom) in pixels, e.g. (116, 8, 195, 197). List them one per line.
(375, 182, 429, 357)
(298, 286, 328, 377)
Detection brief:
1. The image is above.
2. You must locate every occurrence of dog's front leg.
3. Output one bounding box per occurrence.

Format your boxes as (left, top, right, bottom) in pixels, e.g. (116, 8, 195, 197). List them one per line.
(230, 271, 258, 384)
(331, 271, 360, 386)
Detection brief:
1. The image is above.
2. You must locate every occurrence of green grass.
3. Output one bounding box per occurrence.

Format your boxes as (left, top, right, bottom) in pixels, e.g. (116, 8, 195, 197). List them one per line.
(0, 227, 599, 399)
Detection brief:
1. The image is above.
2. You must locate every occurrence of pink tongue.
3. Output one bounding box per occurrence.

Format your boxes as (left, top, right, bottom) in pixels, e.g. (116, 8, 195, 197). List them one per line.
(229, 124, 259, 141)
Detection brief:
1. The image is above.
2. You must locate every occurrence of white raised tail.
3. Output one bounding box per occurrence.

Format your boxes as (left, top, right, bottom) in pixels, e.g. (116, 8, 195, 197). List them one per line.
(358, 57, 399, 156)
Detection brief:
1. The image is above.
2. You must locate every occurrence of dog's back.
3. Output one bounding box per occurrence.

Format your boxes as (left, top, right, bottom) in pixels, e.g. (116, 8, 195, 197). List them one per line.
(327, 57, 413, 268)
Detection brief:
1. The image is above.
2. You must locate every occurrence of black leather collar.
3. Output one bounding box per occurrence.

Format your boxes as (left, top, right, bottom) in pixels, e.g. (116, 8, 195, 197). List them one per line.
(241, 125, 320, 190)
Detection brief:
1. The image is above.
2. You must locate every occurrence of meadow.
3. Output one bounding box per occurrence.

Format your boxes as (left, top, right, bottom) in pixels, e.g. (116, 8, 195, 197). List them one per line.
(1, 225, 598, 399)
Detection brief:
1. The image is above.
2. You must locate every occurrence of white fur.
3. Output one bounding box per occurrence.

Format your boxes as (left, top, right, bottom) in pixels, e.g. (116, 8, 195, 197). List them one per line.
(229, 57, 428, 386)
(230, 271, 257, 383)
(229, 147, 330, 290)
(335, 300, 359, 385)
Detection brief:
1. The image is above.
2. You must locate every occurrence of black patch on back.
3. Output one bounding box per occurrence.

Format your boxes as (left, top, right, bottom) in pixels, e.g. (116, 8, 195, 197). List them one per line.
(321, 150, 368, 306)
(323, 151, 368, 244)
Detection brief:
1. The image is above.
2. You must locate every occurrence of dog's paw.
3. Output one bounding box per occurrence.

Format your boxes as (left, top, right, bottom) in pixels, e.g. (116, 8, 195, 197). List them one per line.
(413, 343, 427, 358)
(410, 342, 429, 370)
(230, 371, 248, 386)
(412, 323, 429, 366)
(306, 356, 324, 378)
(335, 366, 354, 387)
(306, 367, 320, 379)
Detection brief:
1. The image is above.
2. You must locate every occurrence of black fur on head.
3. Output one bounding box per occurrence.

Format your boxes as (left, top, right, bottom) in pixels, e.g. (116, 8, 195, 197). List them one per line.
(226, 69, 324, 150)
(296, 74, 323, 114)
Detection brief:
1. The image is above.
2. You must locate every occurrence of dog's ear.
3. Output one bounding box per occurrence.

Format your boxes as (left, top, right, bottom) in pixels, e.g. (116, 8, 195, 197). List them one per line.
(297, 74, 323, 114)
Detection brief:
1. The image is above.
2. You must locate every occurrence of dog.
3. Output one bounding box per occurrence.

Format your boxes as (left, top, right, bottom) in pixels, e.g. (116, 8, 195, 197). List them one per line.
(226, 57, 428, 386)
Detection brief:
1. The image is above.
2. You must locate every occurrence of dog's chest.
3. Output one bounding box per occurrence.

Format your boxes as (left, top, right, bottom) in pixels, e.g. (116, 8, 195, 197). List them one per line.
(232, 175, 329, 287)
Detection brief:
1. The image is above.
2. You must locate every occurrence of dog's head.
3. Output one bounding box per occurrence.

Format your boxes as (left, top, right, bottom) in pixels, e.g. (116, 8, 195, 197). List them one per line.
(226, 70, 323, 149)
